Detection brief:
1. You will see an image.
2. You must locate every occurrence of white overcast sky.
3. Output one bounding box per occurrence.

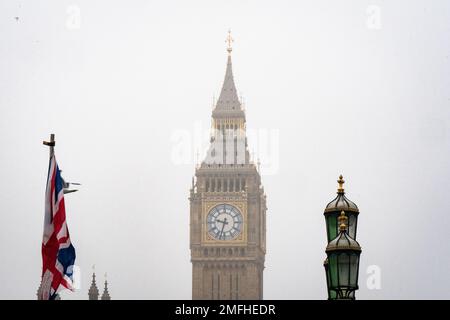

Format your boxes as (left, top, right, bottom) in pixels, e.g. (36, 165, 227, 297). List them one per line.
(0, 0, 449, 299)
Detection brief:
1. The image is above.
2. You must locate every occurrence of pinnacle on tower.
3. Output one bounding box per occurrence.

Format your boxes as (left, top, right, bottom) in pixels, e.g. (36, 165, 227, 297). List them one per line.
(101, 274, 111, 300)
(36, 281, 42, 300)
(213, 30, 243, 115)
(88, 271, 99, 300)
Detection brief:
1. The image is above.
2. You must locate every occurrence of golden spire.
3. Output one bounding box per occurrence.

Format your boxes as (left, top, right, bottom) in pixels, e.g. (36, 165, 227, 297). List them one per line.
(338, 211, 348, 232)
(226, 29, 233, 55)
(337, 174, 345, 194)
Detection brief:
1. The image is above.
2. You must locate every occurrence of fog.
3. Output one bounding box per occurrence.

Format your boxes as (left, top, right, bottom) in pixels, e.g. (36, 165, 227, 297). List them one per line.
(0, 0, 449, 299)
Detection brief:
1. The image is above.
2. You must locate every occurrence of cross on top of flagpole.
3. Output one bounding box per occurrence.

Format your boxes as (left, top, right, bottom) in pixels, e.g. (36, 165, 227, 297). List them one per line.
(43, 133, 55, 158)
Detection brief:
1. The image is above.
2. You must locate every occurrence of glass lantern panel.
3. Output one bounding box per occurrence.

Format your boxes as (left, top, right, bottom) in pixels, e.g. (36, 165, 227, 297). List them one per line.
(327, 216, 337, 242)
(349, 254, 359, 287)
(324, 263, 333, 299)
(338, 253, 350, 287)
(328, 255, 339, 288)
(348, 215, 357, 239)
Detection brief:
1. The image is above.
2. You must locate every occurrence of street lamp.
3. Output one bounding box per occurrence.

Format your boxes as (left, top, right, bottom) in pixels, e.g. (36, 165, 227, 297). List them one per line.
(324, 211, 361, 300)
(324, 175, 359, 242)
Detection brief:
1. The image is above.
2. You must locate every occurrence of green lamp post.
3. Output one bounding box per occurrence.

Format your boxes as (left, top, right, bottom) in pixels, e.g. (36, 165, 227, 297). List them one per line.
(324, 211, 361, 300)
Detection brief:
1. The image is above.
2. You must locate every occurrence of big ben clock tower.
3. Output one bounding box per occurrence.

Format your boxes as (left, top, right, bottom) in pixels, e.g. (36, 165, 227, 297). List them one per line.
(189, 31, 267, 300)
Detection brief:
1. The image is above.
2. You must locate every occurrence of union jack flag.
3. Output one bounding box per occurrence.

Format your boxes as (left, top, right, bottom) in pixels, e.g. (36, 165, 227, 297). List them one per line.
(40, 154, 76, 300)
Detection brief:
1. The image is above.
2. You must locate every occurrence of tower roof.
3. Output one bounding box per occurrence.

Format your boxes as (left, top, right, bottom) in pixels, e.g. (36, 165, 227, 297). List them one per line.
(200, 31, 251, 167)
(101, 279, 111, 300)
(88, 272, 99, 300)
(214, 55, 241, 111)
(212, 31, 244, 118)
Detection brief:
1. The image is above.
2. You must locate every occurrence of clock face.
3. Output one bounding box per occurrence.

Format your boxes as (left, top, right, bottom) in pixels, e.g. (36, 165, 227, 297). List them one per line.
(207, 204, 243, 241)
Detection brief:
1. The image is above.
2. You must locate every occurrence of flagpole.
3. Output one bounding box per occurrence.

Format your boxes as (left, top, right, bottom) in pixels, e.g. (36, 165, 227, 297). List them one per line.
(43, 133, 55, 158)
(40, 133, 55, 300)
(40, 133, 77, 300)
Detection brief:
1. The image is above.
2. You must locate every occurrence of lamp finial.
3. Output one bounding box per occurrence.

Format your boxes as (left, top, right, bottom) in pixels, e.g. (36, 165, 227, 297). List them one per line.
(337, 175, 345, 194)
(338, 211, 348, 232)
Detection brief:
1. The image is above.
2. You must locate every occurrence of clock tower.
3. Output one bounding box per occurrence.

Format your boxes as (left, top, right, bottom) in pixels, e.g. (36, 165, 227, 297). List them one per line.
(189, 32, 267, 300)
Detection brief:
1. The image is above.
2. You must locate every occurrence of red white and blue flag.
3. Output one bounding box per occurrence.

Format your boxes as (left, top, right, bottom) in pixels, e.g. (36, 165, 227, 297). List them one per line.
(40, 154, 76, 300)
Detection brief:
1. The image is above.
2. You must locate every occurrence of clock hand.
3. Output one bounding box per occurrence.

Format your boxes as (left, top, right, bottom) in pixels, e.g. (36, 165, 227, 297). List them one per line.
(219, 224, 226, 239)
(218, 217, 228, 239)
(216, 218, 229, 226)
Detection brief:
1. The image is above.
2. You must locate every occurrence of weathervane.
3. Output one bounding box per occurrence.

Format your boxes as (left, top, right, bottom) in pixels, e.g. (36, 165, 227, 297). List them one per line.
(226, 29, 233, 54)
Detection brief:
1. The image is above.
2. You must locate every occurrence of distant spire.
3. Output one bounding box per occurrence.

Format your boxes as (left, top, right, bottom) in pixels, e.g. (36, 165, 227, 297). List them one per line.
(214, 30, 242, 113)
(88, 271, 99, 300)
(37, 280, 61, 300)
(101, 273, 111, 300)
(37, 281, 42, 300)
